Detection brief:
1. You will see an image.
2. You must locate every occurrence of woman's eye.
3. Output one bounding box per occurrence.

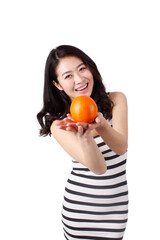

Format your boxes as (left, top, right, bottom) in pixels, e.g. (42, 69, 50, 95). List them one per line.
(65, 74, 72, 79)
(79, 66, 86, 72)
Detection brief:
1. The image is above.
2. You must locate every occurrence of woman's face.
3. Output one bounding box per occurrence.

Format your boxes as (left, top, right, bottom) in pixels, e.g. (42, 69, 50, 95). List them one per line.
(54, 56, 94, 101)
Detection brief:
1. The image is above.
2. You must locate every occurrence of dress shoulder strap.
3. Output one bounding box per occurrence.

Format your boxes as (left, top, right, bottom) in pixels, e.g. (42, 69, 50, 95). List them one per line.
(107, 118, 113, 127)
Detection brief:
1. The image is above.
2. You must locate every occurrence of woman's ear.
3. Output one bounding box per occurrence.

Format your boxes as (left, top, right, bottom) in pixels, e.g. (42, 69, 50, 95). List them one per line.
(52, 80, 63, 91)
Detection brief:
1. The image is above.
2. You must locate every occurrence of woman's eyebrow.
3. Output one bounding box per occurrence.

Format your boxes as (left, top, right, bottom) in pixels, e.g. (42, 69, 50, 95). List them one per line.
(62, 63, 84, 76)
(77, 63, 85, 68)
(62, 70, 72, 76)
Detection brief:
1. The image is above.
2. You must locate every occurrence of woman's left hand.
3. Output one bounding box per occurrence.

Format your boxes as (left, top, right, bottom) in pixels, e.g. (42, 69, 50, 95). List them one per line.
(87, 112, 105, 131)
(66, 112, 105, 134)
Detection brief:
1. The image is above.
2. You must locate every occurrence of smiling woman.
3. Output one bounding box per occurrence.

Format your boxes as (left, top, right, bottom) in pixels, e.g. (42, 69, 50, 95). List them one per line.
(53, 56, 94, 100)
(37, 45, 113, 137)
(37, 45, 128, 239)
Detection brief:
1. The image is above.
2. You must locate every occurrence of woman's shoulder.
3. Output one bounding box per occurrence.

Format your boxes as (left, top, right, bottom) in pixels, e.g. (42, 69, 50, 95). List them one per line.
(109, 91, 127, 105)
(50, 119, 61, 135)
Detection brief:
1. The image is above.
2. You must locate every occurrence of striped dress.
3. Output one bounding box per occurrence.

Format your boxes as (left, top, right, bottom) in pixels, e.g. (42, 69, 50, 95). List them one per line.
(62, 126, 128, 240)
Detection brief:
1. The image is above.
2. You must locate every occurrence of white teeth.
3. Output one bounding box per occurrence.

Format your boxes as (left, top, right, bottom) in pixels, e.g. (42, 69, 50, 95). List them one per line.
(76, 84, 88, 91)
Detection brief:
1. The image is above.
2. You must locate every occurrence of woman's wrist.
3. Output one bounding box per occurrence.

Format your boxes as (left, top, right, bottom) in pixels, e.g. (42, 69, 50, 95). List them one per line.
(95, 115, 107, 132)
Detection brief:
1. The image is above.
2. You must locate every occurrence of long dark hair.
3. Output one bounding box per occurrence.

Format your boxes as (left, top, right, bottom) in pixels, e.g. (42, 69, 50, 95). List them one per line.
(37, 45, 113, 136)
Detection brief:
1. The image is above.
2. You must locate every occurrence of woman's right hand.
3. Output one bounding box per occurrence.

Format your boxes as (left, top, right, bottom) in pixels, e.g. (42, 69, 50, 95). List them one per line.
(54, 114, 89, 137)
(54, 117, 78, 132)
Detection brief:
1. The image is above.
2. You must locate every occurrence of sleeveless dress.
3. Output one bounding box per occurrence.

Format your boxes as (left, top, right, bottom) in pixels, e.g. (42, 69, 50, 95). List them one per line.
(62, 122, 128, 240)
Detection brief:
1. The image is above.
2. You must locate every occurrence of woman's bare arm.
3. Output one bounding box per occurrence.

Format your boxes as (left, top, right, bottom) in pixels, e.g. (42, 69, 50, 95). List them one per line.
(50, 121, 107, 174)
(95, 92, 128, 155)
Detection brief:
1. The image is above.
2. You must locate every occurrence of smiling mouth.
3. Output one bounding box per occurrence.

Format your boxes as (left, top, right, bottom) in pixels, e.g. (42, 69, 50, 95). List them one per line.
(75, 83, 88, 91)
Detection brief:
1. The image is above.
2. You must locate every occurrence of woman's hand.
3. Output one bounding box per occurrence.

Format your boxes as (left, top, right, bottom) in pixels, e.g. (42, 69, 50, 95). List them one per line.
(87, 112, 106, 131)
(54, 116, 78, 132)
(55, 112, 106, 137)
(54, 114, 89, 136)
(75, 112, 105, 134)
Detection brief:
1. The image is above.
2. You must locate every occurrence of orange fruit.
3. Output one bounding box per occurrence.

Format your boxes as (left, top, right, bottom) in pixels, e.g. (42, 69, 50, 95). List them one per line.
(70, 95, 98, 123)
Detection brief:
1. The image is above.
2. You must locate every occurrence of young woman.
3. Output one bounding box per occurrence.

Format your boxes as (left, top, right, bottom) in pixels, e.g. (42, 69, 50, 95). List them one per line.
(37, 45, 128, 240)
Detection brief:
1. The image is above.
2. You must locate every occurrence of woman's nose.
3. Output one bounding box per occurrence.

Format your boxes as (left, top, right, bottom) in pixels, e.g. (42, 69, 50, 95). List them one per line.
(74, 73, 83, 84)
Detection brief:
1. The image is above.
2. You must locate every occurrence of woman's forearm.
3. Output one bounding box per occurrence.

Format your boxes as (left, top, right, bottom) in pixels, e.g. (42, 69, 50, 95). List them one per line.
(78, 134, 107, 175)
(52, 121, 106, 175)
(96, 121, 128, 155)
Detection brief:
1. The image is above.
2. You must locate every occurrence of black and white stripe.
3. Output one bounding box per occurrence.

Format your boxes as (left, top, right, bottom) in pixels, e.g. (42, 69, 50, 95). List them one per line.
(62, 134, 128, 240)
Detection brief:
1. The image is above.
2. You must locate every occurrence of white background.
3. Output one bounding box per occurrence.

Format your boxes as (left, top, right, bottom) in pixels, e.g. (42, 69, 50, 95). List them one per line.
(0, 0, 160, 239)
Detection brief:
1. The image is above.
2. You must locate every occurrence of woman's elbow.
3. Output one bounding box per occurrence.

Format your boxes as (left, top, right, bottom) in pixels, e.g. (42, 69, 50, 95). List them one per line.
(99, 166, 107, 175)
(93, 165, 107, 175)
(117, 143, 128, 155)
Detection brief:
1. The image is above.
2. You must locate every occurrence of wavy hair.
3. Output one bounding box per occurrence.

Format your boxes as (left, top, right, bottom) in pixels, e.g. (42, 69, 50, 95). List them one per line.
(37, 45, 113, 136)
